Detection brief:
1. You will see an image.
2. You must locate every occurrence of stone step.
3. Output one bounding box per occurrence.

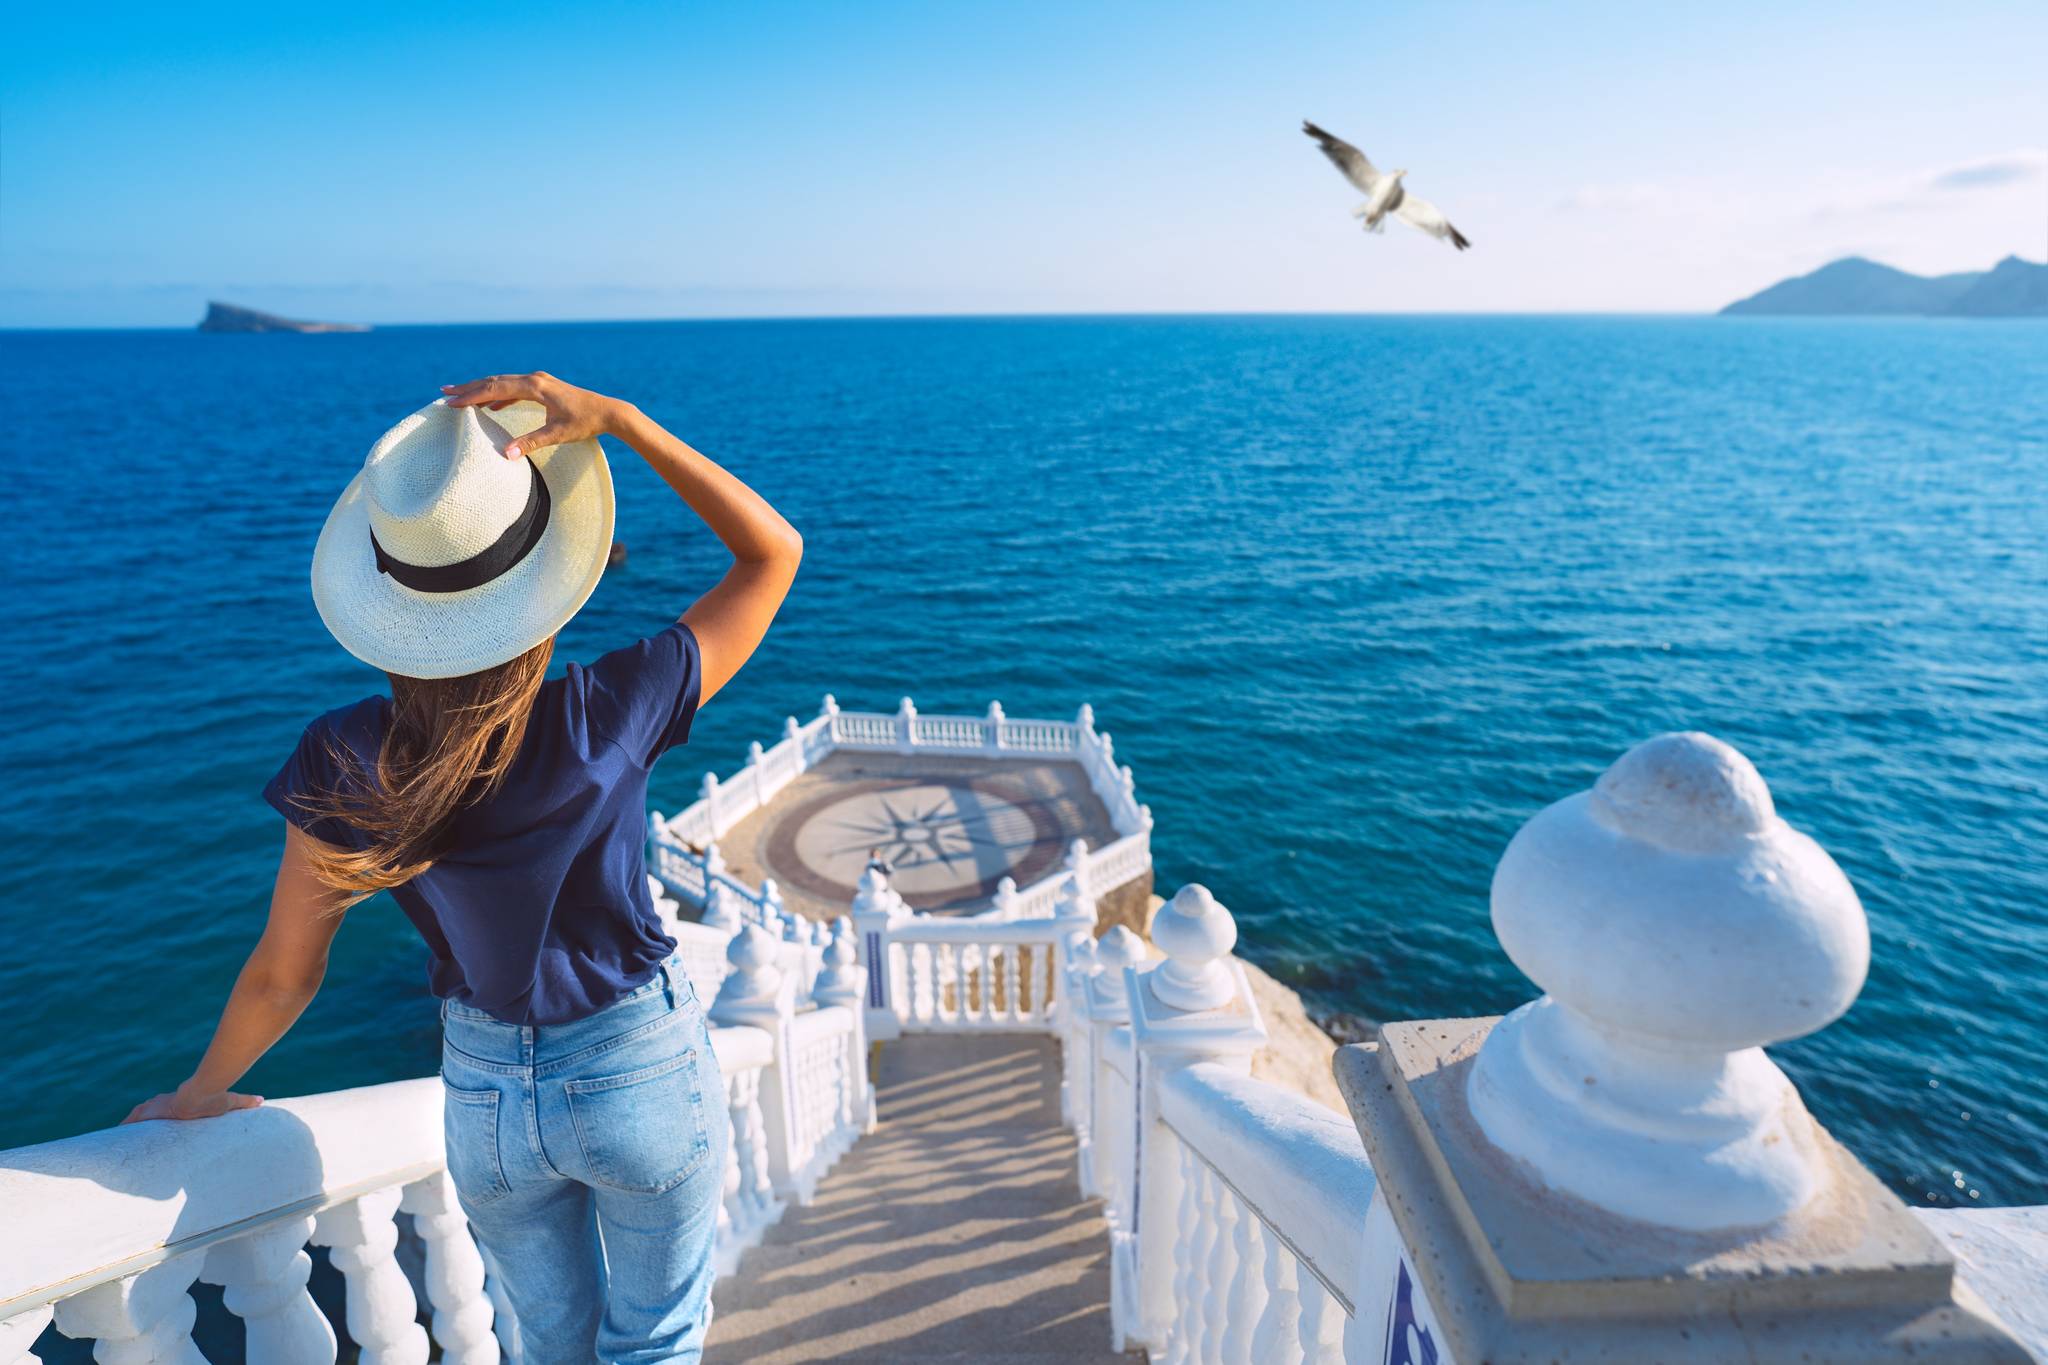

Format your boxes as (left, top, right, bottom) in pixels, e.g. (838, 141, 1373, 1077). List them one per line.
(706, 1034, 1139, 1363)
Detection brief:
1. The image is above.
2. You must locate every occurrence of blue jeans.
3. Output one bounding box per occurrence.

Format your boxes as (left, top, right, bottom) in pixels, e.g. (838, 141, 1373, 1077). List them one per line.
(439, 960, 726, 1364)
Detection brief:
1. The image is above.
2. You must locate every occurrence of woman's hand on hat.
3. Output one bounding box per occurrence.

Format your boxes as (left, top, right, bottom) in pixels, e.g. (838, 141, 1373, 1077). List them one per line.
(121, 1082, 264, 1124)
(441, 372, 627, 459)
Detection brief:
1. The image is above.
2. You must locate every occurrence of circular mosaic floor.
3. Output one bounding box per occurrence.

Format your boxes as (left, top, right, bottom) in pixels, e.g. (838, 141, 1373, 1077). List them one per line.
(765, 774, 1073, 912)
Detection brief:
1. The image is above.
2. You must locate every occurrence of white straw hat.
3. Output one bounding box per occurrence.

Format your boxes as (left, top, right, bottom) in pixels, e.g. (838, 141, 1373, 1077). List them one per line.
(312, 398, 614, 679)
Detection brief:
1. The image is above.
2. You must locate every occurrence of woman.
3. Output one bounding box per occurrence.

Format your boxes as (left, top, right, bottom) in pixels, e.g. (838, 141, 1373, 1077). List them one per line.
(124, 371, 802, 1363)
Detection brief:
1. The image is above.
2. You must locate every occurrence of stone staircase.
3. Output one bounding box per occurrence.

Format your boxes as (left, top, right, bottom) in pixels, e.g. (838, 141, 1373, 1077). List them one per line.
(707, 1035, 1135, 1363)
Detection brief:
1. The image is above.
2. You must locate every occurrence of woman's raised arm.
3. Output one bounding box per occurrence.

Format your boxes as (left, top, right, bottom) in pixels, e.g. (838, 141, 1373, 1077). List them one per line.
(443, 373, 801, 706)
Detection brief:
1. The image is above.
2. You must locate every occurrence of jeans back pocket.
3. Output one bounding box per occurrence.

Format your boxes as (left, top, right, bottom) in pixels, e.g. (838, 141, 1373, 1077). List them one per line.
(564, 1048, 712, 1195)
(442, 1082, 514, 1207)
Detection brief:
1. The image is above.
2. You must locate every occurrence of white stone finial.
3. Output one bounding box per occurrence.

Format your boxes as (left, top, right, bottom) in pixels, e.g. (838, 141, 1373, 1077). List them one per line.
(820, 693, 840, 717)
(814, 922, 861, 1000)
(701, 879, 740, 933)
(748, 740, 765, 763)
(897, 696, 917, 717)
(1468, 731, 1870, 1232)
(1148, 885, 1238, 1011)
(1094, 925, 1144, 1003)
(703, 840, 726, 876)
(1067, 934, 1099, 975)
(713, 923, 783, 1019)
(785, 715, 801, 740)
(1075, 702, 1095, 732)
(986, 700, 1005, 722)
(1056, 873, 1097, 928)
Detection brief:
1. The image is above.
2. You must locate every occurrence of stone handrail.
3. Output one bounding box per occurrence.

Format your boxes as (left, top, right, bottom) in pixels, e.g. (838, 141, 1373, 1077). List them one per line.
(0, 994, 860, 1362)
(1157, 1064, 1378, 1362)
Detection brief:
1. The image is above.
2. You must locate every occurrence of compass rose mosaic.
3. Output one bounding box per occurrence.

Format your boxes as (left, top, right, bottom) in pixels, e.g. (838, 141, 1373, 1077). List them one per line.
(766, 777, 1068, 912)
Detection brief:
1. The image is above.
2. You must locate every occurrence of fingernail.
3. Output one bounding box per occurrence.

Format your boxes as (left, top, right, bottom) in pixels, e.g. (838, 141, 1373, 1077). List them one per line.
(439, 384, 454, 391)
(504, 443, 521, 459)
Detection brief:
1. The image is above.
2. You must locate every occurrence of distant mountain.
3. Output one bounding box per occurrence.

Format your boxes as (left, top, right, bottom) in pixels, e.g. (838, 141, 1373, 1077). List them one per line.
(198, 301, 369, 333)
(1720, 256, 2047, 317)
(1947, 254, 2048, 317)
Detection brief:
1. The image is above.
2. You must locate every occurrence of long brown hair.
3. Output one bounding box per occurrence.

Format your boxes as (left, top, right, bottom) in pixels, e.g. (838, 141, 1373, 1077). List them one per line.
(298, 637, 555, 905)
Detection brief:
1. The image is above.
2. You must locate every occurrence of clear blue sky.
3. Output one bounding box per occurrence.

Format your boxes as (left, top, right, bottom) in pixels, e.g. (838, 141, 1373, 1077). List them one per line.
(4, 0, 2043, 326)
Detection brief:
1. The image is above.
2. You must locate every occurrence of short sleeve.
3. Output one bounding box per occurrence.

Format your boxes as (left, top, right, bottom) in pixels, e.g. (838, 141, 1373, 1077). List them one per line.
(576, 622, 704, 766)
(263, 714, 370, 849)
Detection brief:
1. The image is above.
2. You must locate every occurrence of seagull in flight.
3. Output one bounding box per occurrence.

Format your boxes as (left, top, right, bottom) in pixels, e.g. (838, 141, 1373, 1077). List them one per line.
(1302, 121, 1471, 251)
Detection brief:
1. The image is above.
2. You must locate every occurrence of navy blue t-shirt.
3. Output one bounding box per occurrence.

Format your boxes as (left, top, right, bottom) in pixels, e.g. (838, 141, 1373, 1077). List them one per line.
(265, 623, 703, 1026)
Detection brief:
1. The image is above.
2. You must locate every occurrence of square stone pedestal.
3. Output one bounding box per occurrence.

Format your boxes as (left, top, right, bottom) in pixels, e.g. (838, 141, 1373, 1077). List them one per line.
(1334, 1019, 2030, 1364)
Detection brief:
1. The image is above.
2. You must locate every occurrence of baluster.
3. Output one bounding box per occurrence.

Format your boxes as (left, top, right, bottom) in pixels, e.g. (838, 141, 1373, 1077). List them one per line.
(312, 1188, 430, 1365)
(51, 1256, 208, 1365)
(1295, 1271, 1345, 1364)
(475, 1243, 521, 1363)
(722, 1070, 751, 1240)
(1249, 1238, 1303, 1364)
(1201, 1175, 1240, 1365)
(790, 1045, 812, 1177)
(911, 943, 933, 1022)
(1, 1307, 51, 1365)
(1002, 940, 1022, 1022)
(977, 944, 996, 1026)
(1175, 1163, 1220, 1363)
(401, 1173, 499, 1363)
(1165, 1145, 1201, 1365)
(201, 1216, 335, 1363)
(715, 1111, 738, 1268)
(1221, 1197, 1265, 1362)
(730, 1069, 770, 1231)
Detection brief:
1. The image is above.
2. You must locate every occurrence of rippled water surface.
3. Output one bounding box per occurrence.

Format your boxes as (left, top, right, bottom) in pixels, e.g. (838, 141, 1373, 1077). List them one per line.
(3, 316, 2044, 1211)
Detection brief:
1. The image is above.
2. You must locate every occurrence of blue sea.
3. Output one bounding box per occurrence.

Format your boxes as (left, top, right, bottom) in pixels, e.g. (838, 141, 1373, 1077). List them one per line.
(3, 316, 2044, 1217)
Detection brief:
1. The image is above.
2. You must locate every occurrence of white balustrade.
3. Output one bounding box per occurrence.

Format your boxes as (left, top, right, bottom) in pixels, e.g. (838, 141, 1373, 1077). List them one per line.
(1118, 886, 1270, 1354)
(880, 921, 1068, 1032)
(1155, 1064, 1377, 1365)
(311, 1187, 429, 1365)
(1, 1014, 813, 1361)
(399, 1174, 498, 1364)
(199, 1216, 334, 1363)
(646, 701, 1150, 946)
(24, 726, 2032, 1364)
(710, 1022, 783, 1271)
(1081, 926, 1143, 1204)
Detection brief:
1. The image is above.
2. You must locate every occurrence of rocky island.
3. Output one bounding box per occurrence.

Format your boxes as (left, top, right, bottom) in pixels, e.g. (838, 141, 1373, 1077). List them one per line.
(197, 301, 369, 333)
(1722, 254, 2047, 317)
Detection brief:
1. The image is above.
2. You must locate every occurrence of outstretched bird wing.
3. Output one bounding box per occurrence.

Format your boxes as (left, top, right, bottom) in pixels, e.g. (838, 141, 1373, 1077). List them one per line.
(1394, 193, 1472, 251)
(1302, 121, 1380, 193)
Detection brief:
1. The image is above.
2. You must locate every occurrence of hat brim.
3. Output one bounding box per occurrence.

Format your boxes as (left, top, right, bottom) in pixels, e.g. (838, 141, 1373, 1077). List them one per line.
(311, 402, 615, 679)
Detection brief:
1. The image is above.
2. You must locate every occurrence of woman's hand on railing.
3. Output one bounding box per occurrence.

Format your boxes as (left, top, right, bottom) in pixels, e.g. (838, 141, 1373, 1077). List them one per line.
(122, 1083, 264, 1124)
(441, 372, 628, 459)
